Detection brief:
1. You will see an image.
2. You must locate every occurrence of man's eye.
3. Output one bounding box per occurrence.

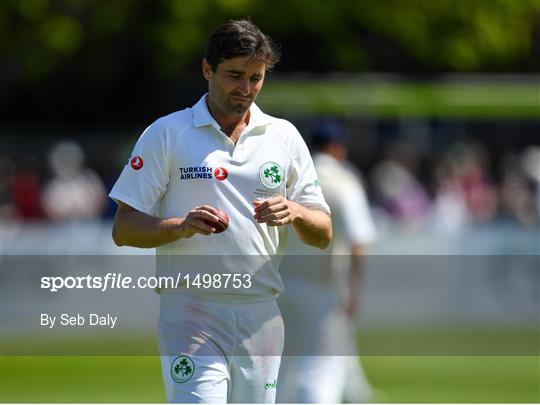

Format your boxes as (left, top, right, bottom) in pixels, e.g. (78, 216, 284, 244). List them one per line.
(250, 77, 261, 82)
(230, 74, 241, 79)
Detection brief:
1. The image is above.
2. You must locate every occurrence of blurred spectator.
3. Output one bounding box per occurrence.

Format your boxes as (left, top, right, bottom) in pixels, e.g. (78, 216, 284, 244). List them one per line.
(0, 156, 17, 219)
(431, 156, 469, 231)
(370, 140, 431, 227)
(41, 141, 107, 221)
(521, 146, 540, 218)
(9, 155, 44, 220)
(449, 142, 498, 223)
(498, 154, 539, 227)
(431, 142, 499, 229)
(278, 120, 376, 403)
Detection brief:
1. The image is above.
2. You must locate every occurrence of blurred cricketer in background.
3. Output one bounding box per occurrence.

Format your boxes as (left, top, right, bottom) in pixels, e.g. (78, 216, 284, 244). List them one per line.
(109, 20, 331, 403)
(277, 121, 376, 403)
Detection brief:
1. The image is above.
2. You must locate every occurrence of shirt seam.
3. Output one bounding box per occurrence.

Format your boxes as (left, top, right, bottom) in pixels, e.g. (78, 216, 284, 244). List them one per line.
(274, 121, 299, 197)
(108, 191, 155, 216)
(169, 113, 197, 182)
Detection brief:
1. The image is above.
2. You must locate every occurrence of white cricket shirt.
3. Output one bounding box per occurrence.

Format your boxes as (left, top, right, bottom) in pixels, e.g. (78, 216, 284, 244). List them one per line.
(109, 95, 329, 295)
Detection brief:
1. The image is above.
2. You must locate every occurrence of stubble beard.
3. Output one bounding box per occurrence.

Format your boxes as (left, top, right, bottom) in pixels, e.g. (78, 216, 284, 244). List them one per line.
(231, 104, 249, 115)
(227, 99, 252, 116)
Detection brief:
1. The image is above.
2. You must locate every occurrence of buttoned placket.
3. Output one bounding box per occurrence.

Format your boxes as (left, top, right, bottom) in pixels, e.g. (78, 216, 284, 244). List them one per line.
(210, 123, 239, 156)
(210, 123, 254, 161)
(231, 127, 251, 160)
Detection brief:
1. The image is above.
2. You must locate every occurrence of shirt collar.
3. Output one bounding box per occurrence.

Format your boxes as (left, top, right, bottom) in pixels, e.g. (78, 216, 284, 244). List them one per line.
(192, 94, 272, 130)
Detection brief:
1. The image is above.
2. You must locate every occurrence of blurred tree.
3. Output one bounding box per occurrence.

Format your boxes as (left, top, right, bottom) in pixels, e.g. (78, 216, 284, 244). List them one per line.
(1, 0, 538, 124)
(1, 0, 538, 80)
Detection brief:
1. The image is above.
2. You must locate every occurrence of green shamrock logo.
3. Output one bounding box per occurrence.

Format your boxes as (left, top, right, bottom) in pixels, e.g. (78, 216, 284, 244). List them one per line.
(171, 356, 195, 383)
(259, 162, 284, 190)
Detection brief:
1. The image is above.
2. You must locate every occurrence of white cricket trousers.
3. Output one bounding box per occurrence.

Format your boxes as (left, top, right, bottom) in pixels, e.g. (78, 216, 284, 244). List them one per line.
(158, 291, 284, 403)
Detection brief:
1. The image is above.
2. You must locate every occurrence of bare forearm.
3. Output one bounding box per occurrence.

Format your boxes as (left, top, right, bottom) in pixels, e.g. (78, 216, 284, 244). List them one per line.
(350, 244, 365, 292)
(252, 197, 332, 249)
(112, 203, 221, 248)
(112, 210, 183, 248)
(291, 203, 332, 249)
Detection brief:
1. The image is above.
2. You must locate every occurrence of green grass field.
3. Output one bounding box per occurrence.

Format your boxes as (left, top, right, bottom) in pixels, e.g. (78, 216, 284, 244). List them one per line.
(1, 355, 538, 403)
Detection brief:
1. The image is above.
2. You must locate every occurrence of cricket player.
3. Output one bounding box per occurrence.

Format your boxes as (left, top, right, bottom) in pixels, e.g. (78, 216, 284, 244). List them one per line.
(109, 20, 332, 403)
(277, 121, 376, 403)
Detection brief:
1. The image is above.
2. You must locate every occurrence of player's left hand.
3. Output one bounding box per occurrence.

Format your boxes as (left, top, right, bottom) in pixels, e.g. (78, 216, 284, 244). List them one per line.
(253, 196, 299, 226)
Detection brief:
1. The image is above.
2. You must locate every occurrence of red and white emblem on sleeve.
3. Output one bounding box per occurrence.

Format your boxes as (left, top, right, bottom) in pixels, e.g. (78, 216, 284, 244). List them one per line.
(130, 156, 144, 170)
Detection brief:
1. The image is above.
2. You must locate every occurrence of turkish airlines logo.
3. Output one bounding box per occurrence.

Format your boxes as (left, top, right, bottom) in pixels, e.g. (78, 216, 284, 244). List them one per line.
(177, 166, 229, 181)
(214, 167, 228, 181)
(130, 156, 144, 170)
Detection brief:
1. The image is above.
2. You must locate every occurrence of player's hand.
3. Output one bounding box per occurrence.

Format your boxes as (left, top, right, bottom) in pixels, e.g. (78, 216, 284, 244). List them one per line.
(178, 205, 221, 238)
(253, 196, 299, 226)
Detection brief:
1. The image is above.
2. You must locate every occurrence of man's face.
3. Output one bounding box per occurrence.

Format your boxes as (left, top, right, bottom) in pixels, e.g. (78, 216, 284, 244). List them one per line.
(203, 56, 266, 117)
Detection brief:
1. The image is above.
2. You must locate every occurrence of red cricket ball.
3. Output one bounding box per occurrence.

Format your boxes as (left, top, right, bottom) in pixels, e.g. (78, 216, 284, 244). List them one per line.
(205, 209, 229, 233)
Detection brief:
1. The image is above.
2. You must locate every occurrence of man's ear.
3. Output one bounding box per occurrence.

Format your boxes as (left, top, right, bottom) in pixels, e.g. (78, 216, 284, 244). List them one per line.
(202, 58, 211, 81)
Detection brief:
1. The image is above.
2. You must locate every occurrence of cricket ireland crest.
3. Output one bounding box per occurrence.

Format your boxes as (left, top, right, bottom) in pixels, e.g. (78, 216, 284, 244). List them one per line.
(259, 162, 284, 190)
(171, 356, 195, 383)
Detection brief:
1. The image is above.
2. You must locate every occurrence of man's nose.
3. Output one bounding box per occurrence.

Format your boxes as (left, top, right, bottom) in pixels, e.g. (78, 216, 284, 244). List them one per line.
(237, 79, 250, 95)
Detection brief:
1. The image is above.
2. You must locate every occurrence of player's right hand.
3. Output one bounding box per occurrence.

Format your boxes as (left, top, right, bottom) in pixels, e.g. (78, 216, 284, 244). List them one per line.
(178, 205, 221, 238)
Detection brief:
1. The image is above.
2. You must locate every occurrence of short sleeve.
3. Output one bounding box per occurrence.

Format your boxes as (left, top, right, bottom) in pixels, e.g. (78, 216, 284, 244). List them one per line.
(285, 125, 331, 215)
(109, 119, 170, 216)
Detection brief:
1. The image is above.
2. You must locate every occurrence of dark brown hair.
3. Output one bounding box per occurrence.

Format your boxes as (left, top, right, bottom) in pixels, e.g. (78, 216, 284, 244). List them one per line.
(204, 20, 280, 71)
